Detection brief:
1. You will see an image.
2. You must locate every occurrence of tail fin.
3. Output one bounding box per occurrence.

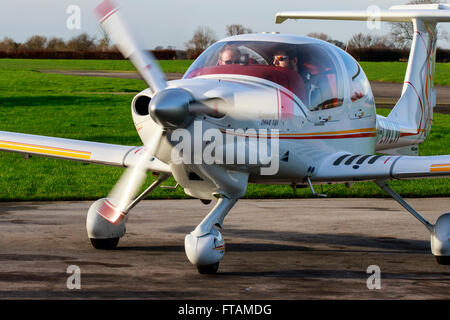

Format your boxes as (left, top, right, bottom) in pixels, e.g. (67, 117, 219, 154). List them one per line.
(276, 4, 450, 153)
(387, 5, 444, 145)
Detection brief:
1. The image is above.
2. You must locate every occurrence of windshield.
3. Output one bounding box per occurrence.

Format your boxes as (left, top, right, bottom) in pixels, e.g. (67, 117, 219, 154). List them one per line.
(184, 41, 344, 111)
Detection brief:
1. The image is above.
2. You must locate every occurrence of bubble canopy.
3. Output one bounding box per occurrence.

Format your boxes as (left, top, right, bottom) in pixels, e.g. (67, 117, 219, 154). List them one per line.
(184, 36, 348, 111)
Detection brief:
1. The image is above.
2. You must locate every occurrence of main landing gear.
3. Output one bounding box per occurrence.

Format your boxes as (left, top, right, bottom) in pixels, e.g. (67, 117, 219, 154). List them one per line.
(86, 174, 170, 250)
(376, 180, 450, 265)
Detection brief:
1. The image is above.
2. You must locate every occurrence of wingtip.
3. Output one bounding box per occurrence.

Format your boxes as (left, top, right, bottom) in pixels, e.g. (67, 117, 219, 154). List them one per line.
(275, 13, 288, 24)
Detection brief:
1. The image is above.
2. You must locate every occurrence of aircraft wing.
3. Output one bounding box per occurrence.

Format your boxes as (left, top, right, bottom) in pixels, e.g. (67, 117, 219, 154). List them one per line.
(275, 5, 450, 24)
(313, 152, 450, 182)
(0, 130, 171, 174)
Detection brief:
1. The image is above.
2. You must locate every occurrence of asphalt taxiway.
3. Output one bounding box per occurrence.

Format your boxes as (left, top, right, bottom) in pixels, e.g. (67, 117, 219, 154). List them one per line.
(0, 198, 449, 299)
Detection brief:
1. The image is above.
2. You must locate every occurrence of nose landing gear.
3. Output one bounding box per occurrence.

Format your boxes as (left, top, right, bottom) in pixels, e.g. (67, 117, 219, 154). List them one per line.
(184, 197, 237, 274)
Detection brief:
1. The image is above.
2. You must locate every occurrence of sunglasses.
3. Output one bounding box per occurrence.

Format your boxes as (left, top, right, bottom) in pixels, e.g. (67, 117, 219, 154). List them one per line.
(273, 55, 289, 62)
(222, 59, 240, 65)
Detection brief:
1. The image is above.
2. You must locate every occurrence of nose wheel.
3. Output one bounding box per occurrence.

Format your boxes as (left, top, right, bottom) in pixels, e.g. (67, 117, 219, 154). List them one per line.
(185, 197, 238, 274)
(185, 228, 226, 274)
(436, 256, 450, 265)
(90, 237, 120, 250)
(197, 262, 220, 274)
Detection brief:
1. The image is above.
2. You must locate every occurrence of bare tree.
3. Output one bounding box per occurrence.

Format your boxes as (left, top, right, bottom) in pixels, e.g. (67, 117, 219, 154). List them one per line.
(347, 33, 394, 49)
(46, 37, 67, 51)
(307, 32, 345, 49)
(0, 37, 19, 53)
(347, 33, 373, 49)
(185, 26, 217, 58)
(307, 32, 332, 42)
(329, 39, 346, 49)
(226, 24, 253, 36)
(390, 0, 447, 49)
(66, 33, 96, 51)
(97, 28, 112, 51)
(23, 35, 48, 51)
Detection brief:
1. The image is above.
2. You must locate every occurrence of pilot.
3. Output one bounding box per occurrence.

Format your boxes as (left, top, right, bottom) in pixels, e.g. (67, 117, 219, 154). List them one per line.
(273, 50, 299, 72)
(218, 46, 241, 65)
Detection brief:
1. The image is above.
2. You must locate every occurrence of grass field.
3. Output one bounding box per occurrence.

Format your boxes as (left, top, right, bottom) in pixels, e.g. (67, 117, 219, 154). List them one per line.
(0, 59, 449, 85)
(360, 61, 450, 86)
(0, 58, 448, 201)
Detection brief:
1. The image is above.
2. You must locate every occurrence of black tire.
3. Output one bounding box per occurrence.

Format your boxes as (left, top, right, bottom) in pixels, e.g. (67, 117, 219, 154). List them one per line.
(197, 262, 219, 274)
(90, 237, 120, 250)
(436, 256, 450, 265)
(200, 199, 212, 205)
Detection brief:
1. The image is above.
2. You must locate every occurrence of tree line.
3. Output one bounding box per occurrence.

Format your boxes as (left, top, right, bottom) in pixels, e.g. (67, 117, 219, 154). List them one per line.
(0, 0, 449, 62)
(0, 24, 253, 60)
(0, 33, 110, 53)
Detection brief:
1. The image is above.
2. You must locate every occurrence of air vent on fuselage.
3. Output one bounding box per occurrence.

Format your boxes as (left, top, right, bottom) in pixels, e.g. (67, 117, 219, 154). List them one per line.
(333, 154, 383, 166)
(188, 172, 203, 181)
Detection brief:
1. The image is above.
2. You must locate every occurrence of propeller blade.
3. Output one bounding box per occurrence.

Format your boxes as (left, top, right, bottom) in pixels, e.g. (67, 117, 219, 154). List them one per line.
(97, 126, 164, 224)
(94, 1, 169, 224)
(95, 0, 167, 93)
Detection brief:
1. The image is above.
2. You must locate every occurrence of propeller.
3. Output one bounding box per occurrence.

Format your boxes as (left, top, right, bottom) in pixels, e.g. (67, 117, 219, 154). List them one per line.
(93, 0, 261, 224)
(94, 0, 169, 224)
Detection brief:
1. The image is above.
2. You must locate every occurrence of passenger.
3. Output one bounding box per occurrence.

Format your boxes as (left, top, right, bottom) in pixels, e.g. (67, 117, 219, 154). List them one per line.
(218, 46, 241, 65)
(272, 50, 299, 72)
(272, 49, 308, 103)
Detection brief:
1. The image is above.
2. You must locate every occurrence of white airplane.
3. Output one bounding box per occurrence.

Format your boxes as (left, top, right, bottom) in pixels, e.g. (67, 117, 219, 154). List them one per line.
(0, 1, 449, 274)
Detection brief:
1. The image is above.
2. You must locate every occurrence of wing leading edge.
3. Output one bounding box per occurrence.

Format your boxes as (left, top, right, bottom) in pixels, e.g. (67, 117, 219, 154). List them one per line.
(275, 4, 450, 24)
(0, 130, 171, 174)
(313, 152, 450, 182)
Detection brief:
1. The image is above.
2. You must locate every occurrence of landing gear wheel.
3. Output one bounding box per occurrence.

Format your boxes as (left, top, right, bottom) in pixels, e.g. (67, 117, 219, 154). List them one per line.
(90, 237, 120, 250)
(200, 199, 212, 205)
(436, 256, 450, 265)
(197, 262, 219, 274)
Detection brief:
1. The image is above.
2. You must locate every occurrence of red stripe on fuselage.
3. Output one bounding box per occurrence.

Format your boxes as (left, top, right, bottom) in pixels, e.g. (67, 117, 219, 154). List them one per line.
(219, 129, 376, 140)
(279, 132, 377, 140)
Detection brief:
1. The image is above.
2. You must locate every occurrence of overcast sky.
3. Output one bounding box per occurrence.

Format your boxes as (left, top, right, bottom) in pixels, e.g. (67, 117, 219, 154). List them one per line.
(1, 0, 449, 49)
